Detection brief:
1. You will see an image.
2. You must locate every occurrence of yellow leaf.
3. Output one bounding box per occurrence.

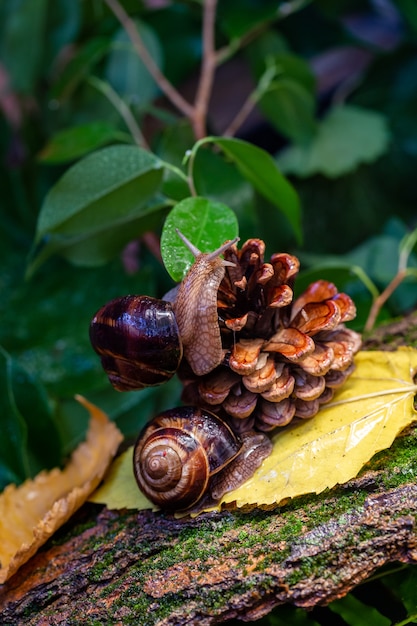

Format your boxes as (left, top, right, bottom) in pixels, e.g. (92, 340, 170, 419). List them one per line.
(0, 396, 123, 583)
(89, 446, 152, 510)
(89, 349, 417, 515)
(219, 348, 417, 510)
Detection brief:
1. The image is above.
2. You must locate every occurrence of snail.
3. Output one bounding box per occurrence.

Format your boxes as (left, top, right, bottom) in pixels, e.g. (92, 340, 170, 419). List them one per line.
(89, 230, 239, 390)
(133, 406, 272, 511)
(90, 231, 272, 510)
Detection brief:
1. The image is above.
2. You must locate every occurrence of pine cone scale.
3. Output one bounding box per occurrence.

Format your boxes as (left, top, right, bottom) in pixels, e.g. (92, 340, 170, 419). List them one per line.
(179, 241, 361, 434)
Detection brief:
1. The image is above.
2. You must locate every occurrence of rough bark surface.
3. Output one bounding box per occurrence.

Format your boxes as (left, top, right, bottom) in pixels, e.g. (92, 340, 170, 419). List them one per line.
(1, 313, 417, 625)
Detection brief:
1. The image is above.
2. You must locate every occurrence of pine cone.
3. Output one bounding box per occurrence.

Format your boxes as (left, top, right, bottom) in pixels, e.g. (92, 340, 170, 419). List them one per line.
(180, 238, 362, 434)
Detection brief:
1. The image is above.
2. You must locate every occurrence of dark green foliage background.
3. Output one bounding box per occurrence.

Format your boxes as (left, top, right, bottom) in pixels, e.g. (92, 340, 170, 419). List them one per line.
(1, 0, 417, 622)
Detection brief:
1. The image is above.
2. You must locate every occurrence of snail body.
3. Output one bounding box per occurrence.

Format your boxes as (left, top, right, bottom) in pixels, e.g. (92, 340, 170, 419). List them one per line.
(133, 406, 272, 511)
(173, 231, 237, 376)
(89, 232, 239, 390)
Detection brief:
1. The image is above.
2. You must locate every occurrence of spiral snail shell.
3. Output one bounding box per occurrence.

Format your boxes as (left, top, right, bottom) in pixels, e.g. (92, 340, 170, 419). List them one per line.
(133, 406, 242, 510)
(89, 231, 239, 391)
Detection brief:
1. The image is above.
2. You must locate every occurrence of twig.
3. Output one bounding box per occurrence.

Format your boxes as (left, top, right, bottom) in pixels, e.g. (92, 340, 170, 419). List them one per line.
(364, 269, 408, 333)
(88, 76, 148, 149)
(193, 0, 218, 139)
(103, 0, 194, 119)
(223, 90, 257, 137)
(223, 63, 278, 137)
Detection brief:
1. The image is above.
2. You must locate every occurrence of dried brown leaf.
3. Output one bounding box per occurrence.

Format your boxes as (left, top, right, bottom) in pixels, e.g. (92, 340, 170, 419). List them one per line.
(0, 396, 123, 583)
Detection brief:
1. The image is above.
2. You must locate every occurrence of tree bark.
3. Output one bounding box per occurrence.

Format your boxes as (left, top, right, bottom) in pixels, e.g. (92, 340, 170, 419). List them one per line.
(1, 313, 417, 625)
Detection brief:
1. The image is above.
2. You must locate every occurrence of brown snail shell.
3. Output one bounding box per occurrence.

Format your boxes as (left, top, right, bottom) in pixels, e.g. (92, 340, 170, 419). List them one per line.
(89, 295, 182, 391)
(133, 406, 242, 510)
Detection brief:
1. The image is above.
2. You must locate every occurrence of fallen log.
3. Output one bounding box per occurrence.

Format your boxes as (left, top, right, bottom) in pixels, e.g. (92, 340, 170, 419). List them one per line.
(1, 314, 417, 625)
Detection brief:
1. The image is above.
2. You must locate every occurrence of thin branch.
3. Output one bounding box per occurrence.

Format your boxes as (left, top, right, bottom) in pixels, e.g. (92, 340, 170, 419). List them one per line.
(193, 0, 218, 139)
(88, 76, 148, 149)
(103, 0, 194, 119)
(222, 63, 278, 137)
(223, 91, 257, 137)
(364, 269, 408, 333)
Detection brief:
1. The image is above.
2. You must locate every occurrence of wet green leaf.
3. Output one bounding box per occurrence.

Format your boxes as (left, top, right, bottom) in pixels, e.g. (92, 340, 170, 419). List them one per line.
(160, 197, 239, 281)
(33, 196, 168, 270)
(29, 145, 165, 273)
(35, 145, 163, 238)
(38, 122, 131, 164)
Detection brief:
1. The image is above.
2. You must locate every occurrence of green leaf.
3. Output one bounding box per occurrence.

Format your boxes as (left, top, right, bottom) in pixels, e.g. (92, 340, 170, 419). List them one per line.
(10, 357, 62, 478)
(38, 122, 132, 164)
(247, 52, 317, 143)
(255, 605, 321, 626)
(192, 147, 257, 238)
(278, 105, 390, 178)
(245, 30, 289, 78)
(56, 198, 169, 267)
(106, 20, 162, 106)
(29, 145, 165, 273)
(50, 36, 110, 101)
(160, 198, 239, 282)
(385, 566, 417, 614)
(35, 145, 163, 237)
(0, 347, 29, 488)
(0, 346, 63, 490)
(0, 0, 48, 93)
(145, 5, 201, 85)
(271, 53, 316, 93)
(5, 258, 155, 399)
(44, 0, 80, 61)
(259, 78, 317, 143)
(218, 0, 282, 39)
(155, 120, 194, 201)
(329, 595, 391, 626)
(195, 137, 302, 244)
(396, 0, 417, 36)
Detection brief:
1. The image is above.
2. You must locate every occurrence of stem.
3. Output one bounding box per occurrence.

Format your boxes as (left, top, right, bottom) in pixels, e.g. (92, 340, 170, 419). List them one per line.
(223, 64, 278, 137)
(193, 0, 218, 139)
(184, 138, 210, 196)
(186, 149, 198, 197)
(223, 91, 258, 137)
(103, 0, 194, 119)
(88, 76, 148, 148)
(364, 269, 408, 333)
(163, 161, 189, 185)
(399, 226, 417, 271)
(394, 615, 417, 626)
